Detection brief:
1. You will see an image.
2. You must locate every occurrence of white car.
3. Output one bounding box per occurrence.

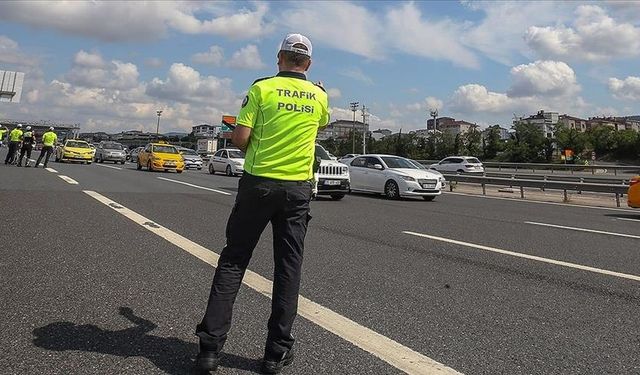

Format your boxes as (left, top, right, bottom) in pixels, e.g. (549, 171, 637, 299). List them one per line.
(314, 144, 350, 200)
(177, 147, 203, 170)
(208, 148, 245, 176)
(429, 156, 484, 174)
(347, 154, 445, 200)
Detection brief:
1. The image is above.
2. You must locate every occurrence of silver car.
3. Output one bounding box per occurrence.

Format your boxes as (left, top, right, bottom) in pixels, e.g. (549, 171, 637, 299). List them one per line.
(95, 141, 127, 164)
(177, 147, 203, 170)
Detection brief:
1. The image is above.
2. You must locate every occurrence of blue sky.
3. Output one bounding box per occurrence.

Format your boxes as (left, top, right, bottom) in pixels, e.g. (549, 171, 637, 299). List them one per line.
(0, 1, 639, 133)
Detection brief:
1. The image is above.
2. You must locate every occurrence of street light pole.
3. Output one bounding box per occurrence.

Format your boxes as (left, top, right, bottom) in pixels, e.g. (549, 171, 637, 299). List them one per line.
(429, 109, 438, 132)
(361, 105, 369, 154)
(156, 110, 163, 136)
(350, 101, 359, 154)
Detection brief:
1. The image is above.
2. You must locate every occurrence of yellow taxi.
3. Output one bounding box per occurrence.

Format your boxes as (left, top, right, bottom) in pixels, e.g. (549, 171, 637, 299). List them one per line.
(55, 139, 94, 164)
(137, 142, 185, 173)
(628, 176, 640, 208)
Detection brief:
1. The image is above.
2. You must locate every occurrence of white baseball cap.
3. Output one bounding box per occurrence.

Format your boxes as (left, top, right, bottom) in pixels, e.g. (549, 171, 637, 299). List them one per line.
(26, 126, 31, 130)
(279, 33, 312, 57)
(17, 123, 22, 128)
(49, 127, 54, 131)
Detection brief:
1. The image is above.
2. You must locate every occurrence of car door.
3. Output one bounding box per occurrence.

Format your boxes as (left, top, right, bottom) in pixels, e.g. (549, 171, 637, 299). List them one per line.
(364, 156, 387, 192)
(348, 157, 368, 191)
(213, 150, 225, 172)
(140, 144, 151, 166)
(435, 157, 451, 172)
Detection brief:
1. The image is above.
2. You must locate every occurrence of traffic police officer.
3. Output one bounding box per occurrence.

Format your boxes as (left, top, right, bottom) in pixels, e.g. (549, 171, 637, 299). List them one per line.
(18, 126, 36, 167)
(196, 33, 329, 374)
(4, 124, 23, 165)
(35, 127, 57, 168)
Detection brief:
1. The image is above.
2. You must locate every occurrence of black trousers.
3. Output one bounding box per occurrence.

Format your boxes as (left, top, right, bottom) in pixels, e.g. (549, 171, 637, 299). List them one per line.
(36, 146, 54, 167)
(4, 141, 20, 164)
(18, 144, 33, 165)
(197, 173, 313, 360)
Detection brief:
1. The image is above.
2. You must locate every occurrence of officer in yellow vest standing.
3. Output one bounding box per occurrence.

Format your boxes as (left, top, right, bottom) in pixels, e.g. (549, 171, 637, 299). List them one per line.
(4, 124, 23, 165)
(35, 127, 58, 168)
(18, 126, 36, 167)
(196, 34, 329, 374)
(0, 126, 8, 148)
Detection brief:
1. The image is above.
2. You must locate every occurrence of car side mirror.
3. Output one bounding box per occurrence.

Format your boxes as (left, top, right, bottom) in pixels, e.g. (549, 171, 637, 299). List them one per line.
(373, 164, 383, 170)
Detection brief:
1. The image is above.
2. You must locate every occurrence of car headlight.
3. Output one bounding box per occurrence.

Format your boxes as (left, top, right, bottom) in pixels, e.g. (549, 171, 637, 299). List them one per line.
(399, 176, 416, 182)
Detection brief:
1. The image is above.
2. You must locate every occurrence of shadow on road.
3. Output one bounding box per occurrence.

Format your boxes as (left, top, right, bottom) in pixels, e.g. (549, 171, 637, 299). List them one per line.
(32, 307, 261, 374)
(605, 213, 640, 220)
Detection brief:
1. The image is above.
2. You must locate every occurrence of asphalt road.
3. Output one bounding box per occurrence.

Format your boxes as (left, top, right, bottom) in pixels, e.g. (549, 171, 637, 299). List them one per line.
(2, 150, 640, 375)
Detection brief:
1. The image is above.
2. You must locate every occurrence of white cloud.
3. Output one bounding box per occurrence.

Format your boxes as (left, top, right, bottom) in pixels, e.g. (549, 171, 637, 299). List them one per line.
(508, 60, 578, 97)
(146, 63, 237, 106)
(525, 5, 640, 61)
(0, 2, 274, 42)
(405, 96, 443, 112)
(608, 76, 640, 101)
(327, 88, 341, 99)
(385, 2, 479, 69)
(339, 67, 373, 85)
(0, 35, 31, 65)
(66, 50, 139, 91)
(227, 44, 265, 70)
(192, 45, 224, 66)
(450, 84, 514, 114)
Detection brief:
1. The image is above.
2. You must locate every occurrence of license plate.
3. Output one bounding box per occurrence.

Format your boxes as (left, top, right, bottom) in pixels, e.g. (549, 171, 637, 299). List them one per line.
(324, 180, 341, 186)
(422, 183, 436, 189)
(164, 162, 176, 166)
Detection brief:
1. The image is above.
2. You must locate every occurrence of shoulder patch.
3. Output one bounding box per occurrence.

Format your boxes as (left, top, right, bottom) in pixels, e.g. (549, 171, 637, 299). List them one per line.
(252, 76, 274, 85)
(241, 95, 249, 108)
(314, 83, 326, 93)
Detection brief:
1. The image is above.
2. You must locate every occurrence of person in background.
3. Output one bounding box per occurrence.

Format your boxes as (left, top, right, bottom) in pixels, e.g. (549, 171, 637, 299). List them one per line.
(35, 127, 57, 168)
(0, 126, 8, 148)
(18, 126, 36, 167)
(4, 124, 23, 165)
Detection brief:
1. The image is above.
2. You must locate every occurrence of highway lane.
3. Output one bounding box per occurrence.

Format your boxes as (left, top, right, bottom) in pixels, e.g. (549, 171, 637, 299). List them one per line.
(2, 158, 640, 374)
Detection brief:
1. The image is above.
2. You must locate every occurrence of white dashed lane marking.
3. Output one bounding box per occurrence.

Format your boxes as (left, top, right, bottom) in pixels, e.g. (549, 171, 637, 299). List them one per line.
(58, 175, 78, 185)
(525, 221, 640, 240)
(95, 164, 122, 170)
(403, 230, 640, 282)
(84, 190, 461, 375)
(157, 177, 232, 196)
(45, 167, 58, 173)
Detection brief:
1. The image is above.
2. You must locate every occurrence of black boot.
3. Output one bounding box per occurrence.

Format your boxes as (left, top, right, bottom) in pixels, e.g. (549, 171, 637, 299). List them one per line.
(261, 348, 294, 374)
(195, 350, 220, 374)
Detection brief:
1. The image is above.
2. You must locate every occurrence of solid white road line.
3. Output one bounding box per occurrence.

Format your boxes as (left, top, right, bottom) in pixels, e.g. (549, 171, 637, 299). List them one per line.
(157, 177, 232, 196)
(403, 230, 640, 282)
(95, 164, 122, 170)
(58, 175, 79, 185)
(618, 217, 640, 223)
(45, 167, 58, 173)
(445, 191, 636, 213)
(83, 190, 461, 375)
(525, 221, 640, 240)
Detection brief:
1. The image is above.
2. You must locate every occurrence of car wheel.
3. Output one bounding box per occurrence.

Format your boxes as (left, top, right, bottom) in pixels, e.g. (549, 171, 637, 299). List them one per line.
(137, 161, 142, 170)
(88, 161, 92, 165)
(208, 164, 215, 174)
(422, 196, 435, 201)
(99, 156, 104, 163)
(456, 169, 464, 173)
(330, 193, 345, 201)
(177, 170, 183, 174)
(384, 180, 400, 200)
(226, 165, 233, 177)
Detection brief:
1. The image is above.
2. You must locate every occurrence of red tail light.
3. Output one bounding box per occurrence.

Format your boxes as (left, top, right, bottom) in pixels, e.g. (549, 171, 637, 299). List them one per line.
(630, 177, 640, 187)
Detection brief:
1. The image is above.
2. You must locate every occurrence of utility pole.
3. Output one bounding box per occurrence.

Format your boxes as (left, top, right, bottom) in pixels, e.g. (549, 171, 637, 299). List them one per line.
(350, 101, 359, 154)
(156, 110, 163, 136)
(361, 105, 369, 154)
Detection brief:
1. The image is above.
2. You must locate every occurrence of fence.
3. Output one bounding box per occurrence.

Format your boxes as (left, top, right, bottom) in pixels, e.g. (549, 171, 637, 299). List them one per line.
(417, 160, 640, 176)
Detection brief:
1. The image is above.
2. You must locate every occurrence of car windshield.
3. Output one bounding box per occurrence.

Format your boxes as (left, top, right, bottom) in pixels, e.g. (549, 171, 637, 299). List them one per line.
(228, 150, 245, 158)
(315, 145, 332, 160)
(153, 145, 178, 154)
(466, 157, 482, 164)
(409, 159, 427, 169)
(103, 143, 123, 150)
(381, 157, 416, 169)
(180, 149, 198, 155)
(66, 141, 90, 148)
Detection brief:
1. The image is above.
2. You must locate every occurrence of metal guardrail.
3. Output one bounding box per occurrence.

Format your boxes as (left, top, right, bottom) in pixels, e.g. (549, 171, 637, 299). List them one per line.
(443, 174, 630, 207)
(474, 172, 629, 186)
(417, 160, 640, 176)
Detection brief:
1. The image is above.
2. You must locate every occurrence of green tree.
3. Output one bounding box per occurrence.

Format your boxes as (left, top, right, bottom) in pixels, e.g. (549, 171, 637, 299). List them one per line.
(482, 125, 503, 160)
(502, 122, 546, 162)
(463, 126, 482, 157)
(586, 126, 615, 156)
(555, 124, 587, 156)
(612, 130, 639, 159)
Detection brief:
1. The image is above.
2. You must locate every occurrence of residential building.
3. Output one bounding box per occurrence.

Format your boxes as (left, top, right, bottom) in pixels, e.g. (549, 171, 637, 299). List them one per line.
(426, 117, 476, 135)
(558, 115, 587, 132)
(317, 119, 367, 140)
(586, 117, 624, 131)
(192, 124, 218, 138)
(481, 126, 511, 141)
(515, 110, 559, 138)
(371, 129, 392, 141)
